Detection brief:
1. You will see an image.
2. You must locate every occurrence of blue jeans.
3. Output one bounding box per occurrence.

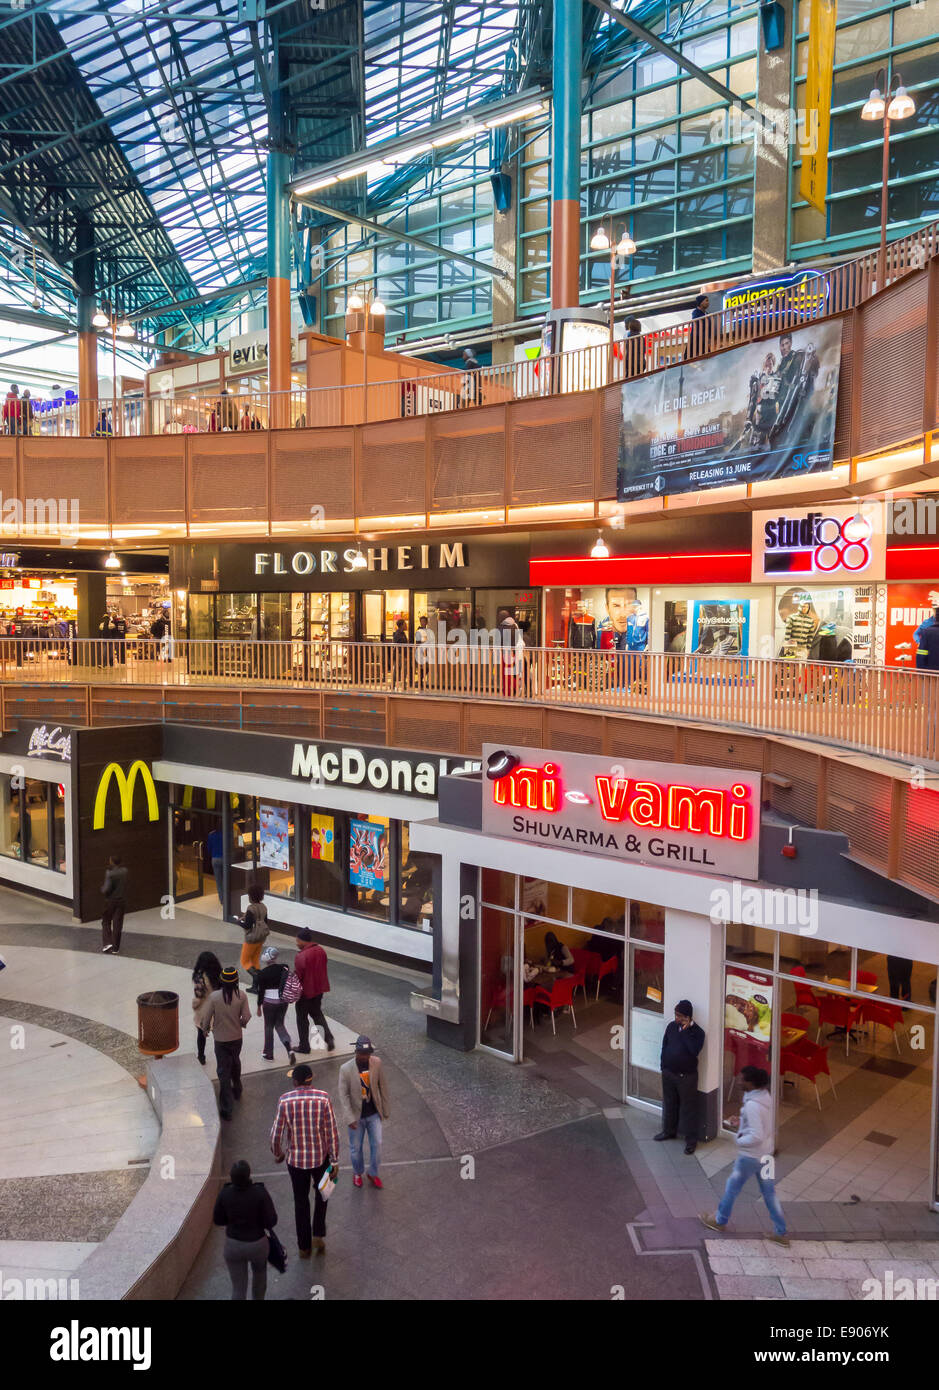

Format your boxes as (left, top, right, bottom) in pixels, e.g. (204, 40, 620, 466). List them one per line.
(348, 1112, 382, 1178)
(716, 1154, 786, 1236)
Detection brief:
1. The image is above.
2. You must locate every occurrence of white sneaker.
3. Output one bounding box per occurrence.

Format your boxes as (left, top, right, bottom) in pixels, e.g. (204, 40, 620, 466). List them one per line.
(102, 944, 113, 953)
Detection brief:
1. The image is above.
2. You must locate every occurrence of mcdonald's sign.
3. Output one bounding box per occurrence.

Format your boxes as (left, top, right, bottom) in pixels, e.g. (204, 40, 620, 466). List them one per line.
(93, 761, 160, 831)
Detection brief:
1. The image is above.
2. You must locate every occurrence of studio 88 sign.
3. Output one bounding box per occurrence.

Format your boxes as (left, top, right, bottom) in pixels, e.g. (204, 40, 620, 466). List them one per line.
(751, 502, 885, 583)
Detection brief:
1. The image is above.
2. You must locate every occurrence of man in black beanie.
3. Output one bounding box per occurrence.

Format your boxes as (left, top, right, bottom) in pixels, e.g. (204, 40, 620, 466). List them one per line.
(655, 999, 705, 1154)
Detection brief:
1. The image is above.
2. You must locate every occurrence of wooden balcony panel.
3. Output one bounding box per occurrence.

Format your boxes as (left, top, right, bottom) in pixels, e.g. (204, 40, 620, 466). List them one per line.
(111, 435, 186, 529)
(429, 406, 507, 513)
(510, 393, 594, 505)
(20, 436, 109, 526)
(271, 429, 354, 529)
(188, 433, 269, 526)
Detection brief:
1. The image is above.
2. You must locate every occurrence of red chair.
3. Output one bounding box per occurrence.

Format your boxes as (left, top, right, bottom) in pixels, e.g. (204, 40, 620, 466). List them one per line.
(725, 1032, 769, 1099)
(566, 964, 587, 1007)
(859, 999, 905, 1054)
(790, 965, 820, 1015)
(522, 984, 537, 1029)
(484, 982, 509, 1031)
(781, 1011, 810, 1032)
(534, 977, 578, 1034)
(816, 992, 861, 1055)
(569, 949, 596, 1007)
(594, 955, 618, 1000)
(780, 1040, 837, 1108)
(857, 969, 879, 988)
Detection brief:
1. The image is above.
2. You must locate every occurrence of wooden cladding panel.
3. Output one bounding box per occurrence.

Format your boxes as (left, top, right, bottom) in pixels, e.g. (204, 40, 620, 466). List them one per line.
(766, 742, 820, 827)
(607, 717, 678, 762)
(898, 785, 939, 900)
(111, 436, 186, 526)
(389, 698, 461, 754)
(19, 437, 108, 524)
(510, 395, 594, 504)
(188, 435, 268, 524)
(0, 438, 17, 507)
(857, 271, 929, 454)
(2, 685, 87, 730)
(462, 701, 544, 754)
(429, 407, 506, 512)
(598, 386, 621, 499)
(543, 708, 605, 754)
(242, 690, 322, 740)
(678, 727, 766, 772)
(322, 693, 387, 744)
(825, 762, 893, 873)
(271, 430, 354, 525)
(359, 420, 426, 516)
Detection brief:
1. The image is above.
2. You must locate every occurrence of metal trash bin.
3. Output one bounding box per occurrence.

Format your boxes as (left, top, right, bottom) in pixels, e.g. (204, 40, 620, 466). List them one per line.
(137, 990, 179, 1057)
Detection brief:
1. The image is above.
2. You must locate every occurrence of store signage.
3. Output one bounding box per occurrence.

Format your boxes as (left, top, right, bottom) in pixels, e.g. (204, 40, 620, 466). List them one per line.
(0, 553, 19, 567)
(27, 724, 72, 762)
(93, 760, 160, 830)
(254, 542, 466, 578)
(482, 744, 761, 880)
(752, 503, 885, 582)
(200, 579, 220, 591)
(722, 269, 828, 319)
(226, 330, 299, 373)
(291, 741, 480, 800)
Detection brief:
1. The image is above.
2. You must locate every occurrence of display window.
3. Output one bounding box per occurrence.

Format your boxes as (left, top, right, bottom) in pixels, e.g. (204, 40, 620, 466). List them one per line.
(665, 597, 750, 655)
(0, 773, 64, 873)
(544, 584, 651, 652)
(884, 582, 939, 669)
(773, 583, 873, 662)
(258, 799, 295, 899)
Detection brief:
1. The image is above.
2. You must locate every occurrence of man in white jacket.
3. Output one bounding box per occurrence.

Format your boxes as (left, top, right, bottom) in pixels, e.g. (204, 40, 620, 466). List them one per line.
(700, 1065, 789, 1246)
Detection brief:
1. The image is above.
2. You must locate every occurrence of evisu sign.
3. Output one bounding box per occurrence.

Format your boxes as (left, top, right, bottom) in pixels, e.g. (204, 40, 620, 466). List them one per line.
(752, 503, 885, 582)
(482, 744, 761, 880)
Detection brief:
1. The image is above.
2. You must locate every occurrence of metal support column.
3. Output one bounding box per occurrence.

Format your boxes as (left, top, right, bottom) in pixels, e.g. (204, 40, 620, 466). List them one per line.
(551, 0, 583, 309)
(75, 219, 98, 436)
(267, 146, 292, 428)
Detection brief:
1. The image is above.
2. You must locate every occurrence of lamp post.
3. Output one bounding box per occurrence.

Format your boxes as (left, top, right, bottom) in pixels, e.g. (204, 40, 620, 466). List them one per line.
(345, 284, 386, 424)
(589, 219, 636, 383)
(861, 69, 916, 291)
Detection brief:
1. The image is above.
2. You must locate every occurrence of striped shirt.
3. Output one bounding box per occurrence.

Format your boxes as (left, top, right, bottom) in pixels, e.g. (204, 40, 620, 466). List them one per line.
(270, 1087, 339, 1170)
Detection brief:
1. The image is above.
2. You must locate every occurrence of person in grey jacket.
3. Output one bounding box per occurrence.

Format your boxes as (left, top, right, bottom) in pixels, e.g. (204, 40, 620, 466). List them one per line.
(700, 1065, 789, 1244)
(338, 1035, 389, 1189)
(101, 855, 129, 954)
(202, 966, 252, 1120)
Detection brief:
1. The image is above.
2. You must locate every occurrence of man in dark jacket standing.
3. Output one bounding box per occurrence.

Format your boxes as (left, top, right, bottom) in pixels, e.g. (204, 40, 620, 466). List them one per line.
(656, 999, 705, 1154)
(101, 854, 129, 954)
(294, 928, 335, 1053)
(916, 610, 939, 671)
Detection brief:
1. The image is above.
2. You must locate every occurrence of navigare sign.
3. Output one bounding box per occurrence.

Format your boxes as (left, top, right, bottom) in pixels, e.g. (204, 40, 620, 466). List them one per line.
(482, 744, 761, 880)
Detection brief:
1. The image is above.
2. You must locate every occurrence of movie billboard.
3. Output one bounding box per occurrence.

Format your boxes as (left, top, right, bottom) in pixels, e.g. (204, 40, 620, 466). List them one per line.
(617, 320, 842, 501)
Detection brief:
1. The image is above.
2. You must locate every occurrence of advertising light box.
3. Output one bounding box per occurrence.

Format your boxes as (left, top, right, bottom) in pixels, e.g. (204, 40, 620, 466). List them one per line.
(482, 744, 761, 881)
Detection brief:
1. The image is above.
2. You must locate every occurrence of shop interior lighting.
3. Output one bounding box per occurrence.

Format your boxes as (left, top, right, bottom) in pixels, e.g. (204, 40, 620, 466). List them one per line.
(348, 548, 367, 571)
(104, 552, 120, 569)
(590, 533, 611, 559)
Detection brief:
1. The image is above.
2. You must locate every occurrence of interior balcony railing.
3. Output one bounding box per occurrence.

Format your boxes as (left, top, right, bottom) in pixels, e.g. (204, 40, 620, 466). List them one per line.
(2, 637, 937, 771)
(10, 219, 938, 439)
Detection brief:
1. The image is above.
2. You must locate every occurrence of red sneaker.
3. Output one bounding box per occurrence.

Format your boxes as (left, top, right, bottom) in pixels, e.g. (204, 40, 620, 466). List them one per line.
(367, 1175, 383, 1189)
(353, 1175, 363, 1188)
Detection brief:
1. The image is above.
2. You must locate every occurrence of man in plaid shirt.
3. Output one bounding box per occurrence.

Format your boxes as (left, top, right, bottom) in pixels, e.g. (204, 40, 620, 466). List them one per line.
(270, 1063, 340, 1256)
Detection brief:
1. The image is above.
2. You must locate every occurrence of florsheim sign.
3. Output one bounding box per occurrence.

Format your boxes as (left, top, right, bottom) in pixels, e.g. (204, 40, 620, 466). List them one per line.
(482, 744, 761, 880)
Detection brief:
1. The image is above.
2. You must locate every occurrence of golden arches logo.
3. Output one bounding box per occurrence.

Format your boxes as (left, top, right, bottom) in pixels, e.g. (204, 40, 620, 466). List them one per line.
(93, 761, 159, 831)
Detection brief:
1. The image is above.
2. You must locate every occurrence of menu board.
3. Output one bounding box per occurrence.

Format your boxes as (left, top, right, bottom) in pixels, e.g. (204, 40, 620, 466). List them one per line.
(630, 1007, 666, 1074)
(724, 966, 773, 1056)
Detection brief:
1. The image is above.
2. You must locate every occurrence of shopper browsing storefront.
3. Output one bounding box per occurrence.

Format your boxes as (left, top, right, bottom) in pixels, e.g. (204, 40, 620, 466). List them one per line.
(655, 999, 705, 1155)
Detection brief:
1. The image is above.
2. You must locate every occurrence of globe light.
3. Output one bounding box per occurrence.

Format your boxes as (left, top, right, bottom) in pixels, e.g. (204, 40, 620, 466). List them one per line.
(590, 533, 611, 559)
(887, 85, 915, 121)
(590, 226, 611, 252)
(616, 233, 637, 257)
(347, 293, 364, 312)
(92, 309, 109, 328)
(116, 320, 134, 338)
(370, 299, 386, 316)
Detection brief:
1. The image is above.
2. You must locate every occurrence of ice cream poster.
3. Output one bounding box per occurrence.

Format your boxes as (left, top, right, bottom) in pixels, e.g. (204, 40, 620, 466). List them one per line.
(724, 966, 773, 1049)
(259, 802, 290, 872)
(349, 818, 386, 891)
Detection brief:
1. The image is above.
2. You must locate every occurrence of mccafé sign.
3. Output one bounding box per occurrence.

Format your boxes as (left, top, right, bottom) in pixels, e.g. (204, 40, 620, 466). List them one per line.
(255, 541, 466, 578)
(482, 744, 761, 880)
(751, 503, 885, 582)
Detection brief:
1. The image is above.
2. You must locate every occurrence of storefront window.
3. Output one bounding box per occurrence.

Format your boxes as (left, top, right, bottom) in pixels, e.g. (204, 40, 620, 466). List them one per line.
(520, 876, 568, 923)
(481, 868, 515, 908)
(545, 586, 651, 652)
(399, 822, 437, 932)
(473, 589, 540, 644)
(348, 813, 391, 920)
(189, 594, 215, 641)
(0, 774, 20, 860)
(572, 887, 627, 933)
(413, 589, 472, 636)
(777, 931, 851, 984)
(51, 783, 66, 872)
(308, 593, 353, 642)
(257, 799, 295, 899)
(857, 949, 937, 1010)
(217, 593, 257, 640)
(722, 964, 774, 1128)
(480, 905, 515, 1054)
(725, 921, 775, 969)
(305, 807, 343, 908)
(628, 941, 665, 1103)
(23, 778, 49, 867)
